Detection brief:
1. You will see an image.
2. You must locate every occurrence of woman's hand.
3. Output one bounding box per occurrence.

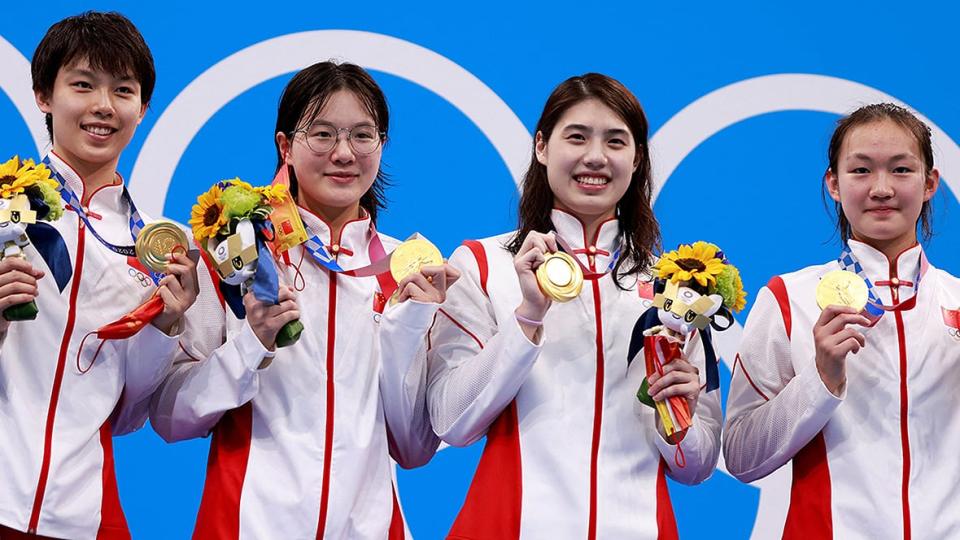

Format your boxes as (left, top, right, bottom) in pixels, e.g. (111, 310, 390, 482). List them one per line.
(394, 263, 461, 304)
(151, 252, 200, 335)
(245, 285, 300, 350)
(0, 257, 43, 331)
(513, 231, 558, 340)
(813, 305, 869, 396)
(647, 355, 701, 413)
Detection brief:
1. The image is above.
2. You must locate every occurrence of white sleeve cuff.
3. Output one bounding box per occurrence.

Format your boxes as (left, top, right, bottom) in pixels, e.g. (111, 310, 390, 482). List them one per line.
(236, 319, 273, 371)
(798, 360, 846, 406)
(510, 310, 545, 348)
(384, 299, 440, 332)
(135, 322, 180, 358)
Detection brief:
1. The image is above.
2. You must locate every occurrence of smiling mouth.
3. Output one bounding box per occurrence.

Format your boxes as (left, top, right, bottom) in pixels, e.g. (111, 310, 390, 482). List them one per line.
(82, 125, 117, 137)
(574, 175, 610, 186)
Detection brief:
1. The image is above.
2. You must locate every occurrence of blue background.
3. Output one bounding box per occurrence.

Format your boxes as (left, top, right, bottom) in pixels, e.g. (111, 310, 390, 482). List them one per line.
(2, 2, 959, 538)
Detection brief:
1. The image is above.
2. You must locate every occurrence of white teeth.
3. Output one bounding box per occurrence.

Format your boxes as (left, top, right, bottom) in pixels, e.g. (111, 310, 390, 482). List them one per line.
(83, 125, 113, 136)
(575, 175, 609, 186)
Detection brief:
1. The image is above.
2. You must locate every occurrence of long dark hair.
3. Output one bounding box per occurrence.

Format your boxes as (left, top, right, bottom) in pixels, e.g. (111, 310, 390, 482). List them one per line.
(274, 61, 389, 222)
(506, 73, 660, 288)
(825, 102, 935, 242)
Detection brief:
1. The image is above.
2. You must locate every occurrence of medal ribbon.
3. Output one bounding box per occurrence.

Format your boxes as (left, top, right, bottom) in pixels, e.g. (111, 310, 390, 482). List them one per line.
(43, 156, 162, 286)
(837, 244, 928, 323)
(269, 165, 398, 296)
(45, 156, 170, 372)
(301, 224, 401, 298)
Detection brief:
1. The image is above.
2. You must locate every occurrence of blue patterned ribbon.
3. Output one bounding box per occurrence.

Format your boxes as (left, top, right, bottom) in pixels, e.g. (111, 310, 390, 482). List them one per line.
(43, 157, 162, 286)
(837, 244, 927, 322)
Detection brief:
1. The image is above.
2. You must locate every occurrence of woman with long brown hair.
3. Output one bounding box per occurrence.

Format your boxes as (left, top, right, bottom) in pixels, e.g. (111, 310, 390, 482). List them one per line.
(427, 73, 722, 538)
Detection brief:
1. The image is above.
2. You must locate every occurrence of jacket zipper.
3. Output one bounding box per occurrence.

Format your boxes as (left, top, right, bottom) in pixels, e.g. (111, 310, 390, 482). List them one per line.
(315, 271, 338, 538)
(28, 219, 86, 533)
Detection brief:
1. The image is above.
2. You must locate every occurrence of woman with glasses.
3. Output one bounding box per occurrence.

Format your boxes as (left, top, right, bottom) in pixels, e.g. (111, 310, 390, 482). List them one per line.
(150, 61, 456, 539)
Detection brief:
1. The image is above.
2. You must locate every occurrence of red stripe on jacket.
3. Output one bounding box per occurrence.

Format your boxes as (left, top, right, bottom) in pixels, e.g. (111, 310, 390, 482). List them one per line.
(766, 277, 792, 339)
(656, 459, 678, 540)
(389, 486, 405, 539)
(29, 217, 88, 534)
(447, 402, 522, 539)
(96, 421, 130, 539)
(448, 240, 522, 539)
(783, 433, 833, 539)
(462, 241, 489, 296)
(193, 403, 254, 539)
(769, 277, 833, 539)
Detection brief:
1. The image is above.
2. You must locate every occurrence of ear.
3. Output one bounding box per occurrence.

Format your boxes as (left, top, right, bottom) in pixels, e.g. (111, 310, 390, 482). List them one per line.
(923, 167, 940, 202)
(534, 131, 548, 166)
(276, 131, 292, 164)
(825, 168, 841, 203)
(136, 102, 148, 125)
(35, 90, 51, 114)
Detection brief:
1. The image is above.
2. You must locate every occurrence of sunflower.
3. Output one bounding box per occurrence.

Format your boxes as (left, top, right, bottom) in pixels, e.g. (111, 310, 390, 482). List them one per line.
(0, 156, 37, 199)
(655, 241, 726, 288)
(29, 162, 60, 192)
(0, 156, 20, 179)
(225, 177, 255, 191)
(255, 184, 287, 203)
(189, 184, 228, 241)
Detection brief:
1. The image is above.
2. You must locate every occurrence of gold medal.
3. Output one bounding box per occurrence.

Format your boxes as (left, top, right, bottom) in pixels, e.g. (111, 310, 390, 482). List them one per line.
(136, 220, 190, 273)
(390, 238, 444, 283)
(536, 251, 583, 302)
(816, 269, 869, 311)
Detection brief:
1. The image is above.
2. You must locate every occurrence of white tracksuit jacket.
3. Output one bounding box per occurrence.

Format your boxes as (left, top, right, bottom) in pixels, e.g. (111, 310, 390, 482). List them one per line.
(150, 208, 439, 539)
(0, 153, 181, 539)
(724, 240, 960, 539)
(427, 209, 722, 539)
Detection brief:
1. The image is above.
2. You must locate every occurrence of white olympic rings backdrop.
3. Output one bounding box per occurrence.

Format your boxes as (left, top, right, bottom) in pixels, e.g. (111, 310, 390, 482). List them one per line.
(2, 16, 958, 540)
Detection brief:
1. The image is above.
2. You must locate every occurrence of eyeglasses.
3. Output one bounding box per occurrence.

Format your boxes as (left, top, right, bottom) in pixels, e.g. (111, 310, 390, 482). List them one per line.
(292, 123, 385, 155)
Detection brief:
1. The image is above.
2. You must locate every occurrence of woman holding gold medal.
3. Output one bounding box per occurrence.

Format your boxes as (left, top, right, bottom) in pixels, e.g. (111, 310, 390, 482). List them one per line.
(149, 61, 456, 539)
(427, 74, 722, 538)
(724, 104, 960, 538)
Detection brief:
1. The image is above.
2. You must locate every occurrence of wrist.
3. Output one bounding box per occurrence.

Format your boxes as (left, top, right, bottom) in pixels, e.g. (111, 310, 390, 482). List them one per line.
(514, 306, 545, 345)
(816, 364, 845, 397)
(516, 300, 548, 322)
(252, 328, 276, 351)
(151, 314, 177, 336)
(514, 311, 543, 327)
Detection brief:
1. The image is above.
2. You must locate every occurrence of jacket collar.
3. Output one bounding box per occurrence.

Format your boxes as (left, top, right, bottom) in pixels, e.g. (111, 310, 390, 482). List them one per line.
(551, 208, 621, 272)
(298, 205, 373, 265)
(47, 152, 125, 219)
(846, 239, 924, 303)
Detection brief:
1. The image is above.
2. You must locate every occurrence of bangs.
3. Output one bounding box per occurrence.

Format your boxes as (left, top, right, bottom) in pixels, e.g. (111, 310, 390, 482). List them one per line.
(64, 39, 139, 83)
(32, 11, 155, 103)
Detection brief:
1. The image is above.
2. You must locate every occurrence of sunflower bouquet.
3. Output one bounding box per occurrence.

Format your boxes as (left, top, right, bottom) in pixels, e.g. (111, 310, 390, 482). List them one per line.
(190, 178, 303, 347)
(654, 241, 747, 315)
(628, 241, 746, 445)
(0, 156, 63, 321)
